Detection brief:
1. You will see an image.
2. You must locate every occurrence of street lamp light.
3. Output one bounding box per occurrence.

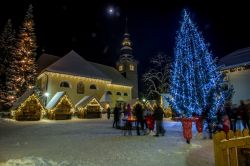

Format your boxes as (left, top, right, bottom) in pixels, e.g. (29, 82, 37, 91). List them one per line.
(43, 92, 50, 106)
(44, 92, 49, 97)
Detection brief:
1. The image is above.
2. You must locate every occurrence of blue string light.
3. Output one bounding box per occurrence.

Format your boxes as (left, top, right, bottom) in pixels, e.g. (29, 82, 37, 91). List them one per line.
(167, 9, 230, 120)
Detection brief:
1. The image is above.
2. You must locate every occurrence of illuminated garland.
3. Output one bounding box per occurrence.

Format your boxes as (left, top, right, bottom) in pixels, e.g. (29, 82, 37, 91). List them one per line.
(12, 94, 46, 120)
(222, 66, 249, 73)
(76, 98, 103, 115)
(84, 98, 103, 110)
(38, 72, 132, 90)
(168, 9, 230, 119)
(49, 95, 74, 114)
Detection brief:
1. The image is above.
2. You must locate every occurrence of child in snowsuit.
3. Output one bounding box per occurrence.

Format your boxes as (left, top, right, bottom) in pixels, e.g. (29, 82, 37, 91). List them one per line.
(223, 114, 231, 133)
(146, 114, 155, 135)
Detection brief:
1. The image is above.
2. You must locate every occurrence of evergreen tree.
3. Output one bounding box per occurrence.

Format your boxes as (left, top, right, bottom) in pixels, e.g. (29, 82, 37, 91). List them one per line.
(168, 9, 231, 120)
(6, 4, 37, 102)
(0, 19, 16, 102)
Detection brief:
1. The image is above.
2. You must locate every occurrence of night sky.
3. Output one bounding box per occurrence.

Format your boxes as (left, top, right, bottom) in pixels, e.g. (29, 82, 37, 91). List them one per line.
(0, 0, 250, 91)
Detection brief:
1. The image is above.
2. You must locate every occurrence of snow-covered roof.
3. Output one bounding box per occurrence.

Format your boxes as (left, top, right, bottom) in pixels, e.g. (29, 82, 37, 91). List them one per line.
(99, 92, 112, 103)
(75, 96, 102, 108)
(37, 53, 60, 73)
(219, 47, 250, 69)
(90, 62, 132, 86)
(44, 50, 111, 81)
(40, 50, 132, 86)
(46, 92, 65, 109)
(12, 89, 43, 110)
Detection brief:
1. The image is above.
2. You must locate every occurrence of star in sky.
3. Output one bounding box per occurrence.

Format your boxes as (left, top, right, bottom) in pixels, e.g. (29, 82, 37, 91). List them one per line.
(106, 5, 120, 17)
(108, 7, 114, 15)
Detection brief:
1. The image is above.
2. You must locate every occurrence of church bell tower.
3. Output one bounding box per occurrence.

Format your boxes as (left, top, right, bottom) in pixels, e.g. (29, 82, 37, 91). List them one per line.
(116, 19, 138, 99)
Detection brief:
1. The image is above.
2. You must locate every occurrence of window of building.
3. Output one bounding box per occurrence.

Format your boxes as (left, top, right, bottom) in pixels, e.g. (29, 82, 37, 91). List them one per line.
(90, 84, 97, 90)
(116, 92, 121, 96)
(118, 65, 123, 71)
(77, 82, 84, 94)
(60, 81, 70, 88)
(124, 93, 128, 96)
(129, 64, 134, 71)
(107, 91, 112, 95)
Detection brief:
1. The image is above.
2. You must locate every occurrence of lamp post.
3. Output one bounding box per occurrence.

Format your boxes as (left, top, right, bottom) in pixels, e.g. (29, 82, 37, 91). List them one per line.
(43, 92, 49, 106)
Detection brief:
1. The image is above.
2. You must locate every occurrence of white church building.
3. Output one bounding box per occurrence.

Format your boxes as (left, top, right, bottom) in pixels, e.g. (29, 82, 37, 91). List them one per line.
(219, 47, 250, 106)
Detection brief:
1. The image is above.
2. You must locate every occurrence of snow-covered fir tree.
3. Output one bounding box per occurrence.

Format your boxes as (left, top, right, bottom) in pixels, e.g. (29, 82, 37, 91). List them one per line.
(142, 52, 171, 100)
(0, 19, 16, 102)
(6, 4, 37, 102)
(168, 9, 231, 119)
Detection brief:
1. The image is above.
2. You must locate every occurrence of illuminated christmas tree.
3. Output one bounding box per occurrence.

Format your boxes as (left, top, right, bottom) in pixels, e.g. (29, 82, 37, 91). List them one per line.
(168, 9, 230, 120)
(6, 4, 37, 102)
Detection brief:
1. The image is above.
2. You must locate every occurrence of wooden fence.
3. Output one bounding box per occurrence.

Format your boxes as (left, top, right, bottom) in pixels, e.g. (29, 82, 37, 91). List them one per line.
(213, 129, 250, 166)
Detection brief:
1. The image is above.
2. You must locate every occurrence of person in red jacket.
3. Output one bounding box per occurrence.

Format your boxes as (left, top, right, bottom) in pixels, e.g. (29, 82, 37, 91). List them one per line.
(223, 114, 230, 133)
(145, 113, 155, 135)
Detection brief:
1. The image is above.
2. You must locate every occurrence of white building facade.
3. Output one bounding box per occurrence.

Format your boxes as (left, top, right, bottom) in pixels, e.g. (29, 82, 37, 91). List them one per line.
(219, 47, 250, 106)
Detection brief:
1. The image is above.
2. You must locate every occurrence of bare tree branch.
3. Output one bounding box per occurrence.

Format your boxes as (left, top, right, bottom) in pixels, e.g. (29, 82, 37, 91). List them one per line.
(142, 52, 171, 99)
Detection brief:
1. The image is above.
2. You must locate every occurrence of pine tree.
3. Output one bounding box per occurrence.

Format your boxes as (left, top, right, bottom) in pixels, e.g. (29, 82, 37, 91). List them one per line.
(168, 9, 231, 120)
(0, 19, 16, 102)
(6, 4, 37, 102)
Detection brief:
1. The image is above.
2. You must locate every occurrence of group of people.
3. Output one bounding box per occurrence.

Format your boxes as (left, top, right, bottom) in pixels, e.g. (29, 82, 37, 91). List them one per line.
(220, 100, 249, 132)
(202, 100, 249, 138)
(109, 102, 165, 137)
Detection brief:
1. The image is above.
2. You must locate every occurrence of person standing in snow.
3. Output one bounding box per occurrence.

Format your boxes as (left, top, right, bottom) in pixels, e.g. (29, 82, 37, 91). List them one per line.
(145, 110, 155, 135)
(134, 103, 145, 135)
(113, 104, 121, 128)
(223, 114, 230, 133)
(153, 102, 165, 137)
(239, 100, 249, 129)
(107, 107, 111, 119)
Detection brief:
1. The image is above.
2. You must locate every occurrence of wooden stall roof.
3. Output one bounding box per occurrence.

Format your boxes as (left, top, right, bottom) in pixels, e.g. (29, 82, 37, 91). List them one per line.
(75, 96, 103, 109)
(99, 92, 112, 103)
(46, 92, 73, 110)
(12, 89, 45, 110)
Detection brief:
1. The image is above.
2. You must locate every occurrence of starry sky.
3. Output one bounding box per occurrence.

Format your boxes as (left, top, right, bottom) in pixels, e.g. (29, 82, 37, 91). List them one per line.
(0, 0, 250, 91)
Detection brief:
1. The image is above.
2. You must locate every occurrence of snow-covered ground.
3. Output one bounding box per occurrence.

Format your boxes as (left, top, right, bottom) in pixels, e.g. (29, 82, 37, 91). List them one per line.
(0, 117, 214, 166)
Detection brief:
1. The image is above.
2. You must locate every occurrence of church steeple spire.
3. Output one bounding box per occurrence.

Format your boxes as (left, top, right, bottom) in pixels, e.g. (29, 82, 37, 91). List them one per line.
(116, 18, 138, 99)
(125, 17, 128, 34)
(120, 18, 134, 61)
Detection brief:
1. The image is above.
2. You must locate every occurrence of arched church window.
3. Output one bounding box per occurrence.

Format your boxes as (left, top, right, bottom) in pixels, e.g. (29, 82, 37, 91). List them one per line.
(77, 82, 84, 94)
(116, 92, 121, 96)
(90, 84, 97, 90)
(60, 81, 70, 88)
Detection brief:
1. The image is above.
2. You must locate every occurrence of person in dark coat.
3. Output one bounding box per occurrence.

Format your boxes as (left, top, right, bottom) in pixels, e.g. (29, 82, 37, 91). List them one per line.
(107, 107, 111, 119)
(203, 104, 213, 139)
(239, 100, 249, 129)
(153, 103, 165, 137)
(231, 105, 238, 132)
(113, 104, 120, 128)
(134, 103, 145, 135)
